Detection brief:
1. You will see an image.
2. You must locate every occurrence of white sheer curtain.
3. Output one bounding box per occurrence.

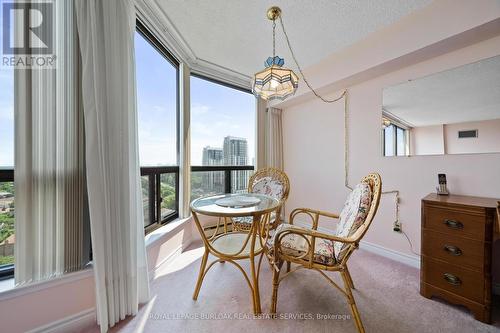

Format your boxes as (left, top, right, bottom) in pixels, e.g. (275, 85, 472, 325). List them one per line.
(256, 102, 284, 169)
(265, 107, 284, 169)
(14, 0, 86, 286)
(75, 0, 150, 331)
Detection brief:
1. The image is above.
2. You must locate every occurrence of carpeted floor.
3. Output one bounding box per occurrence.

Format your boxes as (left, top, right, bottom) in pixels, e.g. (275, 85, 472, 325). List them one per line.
(88, 242, 500, 333)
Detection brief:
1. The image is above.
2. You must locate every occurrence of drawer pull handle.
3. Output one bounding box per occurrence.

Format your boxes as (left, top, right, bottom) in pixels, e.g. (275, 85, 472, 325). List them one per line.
(443, 273, 462, 286)
(443, 219, 463, 230)
(443, 245, 462, 256)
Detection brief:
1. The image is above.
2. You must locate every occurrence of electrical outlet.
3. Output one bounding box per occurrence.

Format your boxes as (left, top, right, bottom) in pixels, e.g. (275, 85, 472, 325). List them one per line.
(393, 221, 402, 232)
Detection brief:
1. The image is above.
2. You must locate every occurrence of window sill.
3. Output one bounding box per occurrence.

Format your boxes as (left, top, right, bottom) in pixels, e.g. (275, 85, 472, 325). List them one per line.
(0, 277, 14, 293)
(145, 216, 192, 248)
(0, 218, 192, 300)
(0, 267, 94, 302)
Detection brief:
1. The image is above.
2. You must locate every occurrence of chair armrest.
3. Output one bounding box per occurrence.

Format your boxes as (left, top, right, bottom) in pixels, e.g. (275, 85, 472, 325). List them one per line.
(289, 207, 339, 229)
(272, 225, 356, 267)
(275, 225, 355, 245)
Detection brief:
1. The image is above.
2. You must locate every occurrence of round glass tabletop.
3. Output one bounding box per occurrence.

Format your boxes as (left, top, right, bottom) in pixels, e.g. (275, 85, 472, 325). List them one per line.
(190, 193, 279, 217)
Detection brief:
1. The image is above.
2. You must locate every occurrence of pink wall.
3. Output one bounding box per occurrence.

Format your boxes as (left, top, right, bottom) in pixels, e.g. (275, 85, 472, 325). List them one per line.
(444, 118, 500, 154)
(411, 125, 445, 155)
(0, 271, 96, 333)
(410, 119, 500, 156)
(281, 35, 500, 258)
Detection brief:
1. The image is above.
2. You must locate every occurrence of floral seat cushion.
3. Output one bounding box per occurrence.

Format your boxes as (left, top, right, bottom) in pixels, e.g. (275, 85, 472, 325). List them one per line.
(268, 182, 372, 266)
(268, 224, 336, 266)
(334, 182, 372, 260)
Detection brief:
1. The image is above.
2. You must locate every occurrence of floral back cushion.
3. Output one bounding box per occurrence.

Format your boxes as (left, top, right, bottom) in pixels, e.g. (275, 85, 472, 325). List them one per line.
(334, 182, 372, 260)
(268, 224, 336, 266)
(252, 176, 285, 201)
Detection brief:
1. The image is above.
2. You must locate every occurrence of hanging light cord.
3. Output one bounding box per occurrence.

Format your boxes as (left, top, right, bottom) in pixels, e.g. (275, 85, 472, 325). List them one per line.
(344, 92, 352, 190)
(276, 11, 418, 256)
(279, 16, 345, 103)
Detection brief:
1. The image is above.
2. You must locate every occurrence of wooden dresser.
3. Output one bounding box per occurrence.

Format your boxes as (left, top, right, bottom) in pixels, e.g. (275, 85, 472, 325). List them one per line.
(421, 193, 498, 323)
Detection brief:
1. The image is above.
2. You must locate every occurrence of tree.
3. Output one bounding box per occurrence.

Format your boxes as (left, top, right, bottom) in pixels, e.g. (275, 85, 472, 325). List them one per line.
(0, 182, 13, 194)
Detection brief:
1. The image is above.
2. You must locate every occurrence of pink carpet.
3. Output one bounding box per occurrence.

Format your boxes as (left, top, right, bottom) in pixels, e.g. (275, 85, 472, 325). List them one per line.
(85, 242, 500, 333)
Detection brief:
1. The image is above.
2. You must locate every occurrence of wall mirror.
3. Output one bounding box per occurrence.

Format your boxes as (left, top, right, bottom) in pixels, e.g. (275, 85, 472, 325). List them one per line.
(382, 55, 500, 157)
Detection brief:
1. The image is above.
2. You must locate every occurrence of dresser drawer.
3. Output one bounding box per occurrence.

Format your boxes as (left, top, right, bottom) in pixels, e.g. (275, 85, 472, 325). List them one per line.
(422, 257, 484, 303)
(422, 230, 484, 270)
(423, 206, 486, 240)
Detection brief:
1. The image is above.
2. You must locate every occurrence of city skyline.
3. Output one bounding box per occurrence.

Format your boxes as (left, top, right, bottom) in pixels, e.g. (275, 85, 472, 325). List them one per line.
(190, 75, 255, 166)
(202, 136, 250, 194)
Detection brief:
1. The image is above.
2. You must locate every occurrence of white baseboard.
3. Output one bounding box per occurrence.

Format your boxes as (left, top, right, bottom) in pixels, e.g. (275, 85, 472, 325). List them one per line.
(27, 308, 96, 333)
(359, 241, 420, 269)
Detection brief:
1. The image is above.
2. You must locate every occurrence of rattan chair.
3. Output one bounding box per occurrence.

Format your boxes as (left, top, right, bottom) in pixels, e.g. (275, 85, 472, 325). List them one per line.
(266, 173, 381, 333)
(232, 167, 290, 232)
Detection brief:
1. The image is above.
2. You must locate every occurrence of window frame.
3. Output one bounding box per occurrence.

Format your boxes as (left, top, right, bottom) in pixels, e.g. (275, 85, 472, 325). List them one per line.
(140, 167, 179, 234)
(191, 72, 252, 95)
(136, 20, 181, 233)
(136, 21, 258, 232)
(0, 169, 14, 279)
(189, 74, 256, 199)
(189, 72, 255, 167)
(383, 123, 409, 157)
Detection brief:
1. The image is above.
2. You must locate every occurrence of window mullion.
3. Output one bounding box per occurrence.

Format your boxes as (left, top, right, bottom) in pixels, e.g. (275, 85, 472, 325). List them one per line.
(178, 62, 191, 218)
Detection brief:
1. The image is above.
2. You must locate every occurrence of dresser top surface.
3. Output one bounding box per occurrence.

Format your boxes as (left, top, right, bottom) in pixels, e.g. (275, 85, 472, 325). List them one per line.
(423, 193, 499, 209)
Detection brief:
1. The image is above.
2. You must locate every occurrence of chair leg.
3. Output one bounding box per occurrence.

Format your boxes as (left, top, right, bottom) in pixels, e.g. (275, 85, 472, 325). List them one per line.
(270, 261, 283, 314)
(193, 249, 209, 300)
(341, 270, 365, 333)
(345, 266, 355, 289)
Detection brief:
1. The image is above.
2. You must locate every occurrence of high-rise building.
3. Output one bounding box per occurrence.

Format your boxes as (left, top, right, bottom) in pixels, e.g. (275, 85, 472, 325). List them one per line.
(203, 146, 223, 166)
(223, 136, 248, 193)
(202, 146, 223, 193)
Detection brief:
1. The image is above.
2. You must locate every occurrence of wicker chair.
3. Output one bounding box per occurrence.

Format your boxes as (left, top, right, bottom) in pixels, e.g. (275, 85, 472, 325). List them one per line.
(266, 173, 381, 333)
(231, 167, 290, 232)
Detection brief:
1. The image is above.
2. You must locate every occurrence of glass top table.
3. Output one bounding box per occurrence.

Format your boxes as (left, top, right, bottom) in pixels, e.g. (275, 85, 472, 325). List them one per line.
(190, 193, 280, 314)
(190, 193, 279, 217)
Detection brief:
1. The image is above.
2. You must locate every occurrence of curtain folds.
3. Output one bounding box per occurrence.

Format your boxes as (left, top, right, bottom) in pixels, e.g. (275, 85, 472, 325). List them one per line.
(14, 0, 86, 286)
(75, 0, 150, 331)
(255, 101, 284, 170)
(255, 97, 267, 169)
(265, 107, 284, 170)
(264, 107, 285, 219)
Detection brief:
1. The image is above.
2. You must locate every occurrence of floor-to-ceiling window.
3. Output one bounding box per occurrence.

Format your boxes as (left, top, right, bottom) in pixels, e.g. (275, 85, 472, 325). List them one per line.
(135, 22, 180, 232)
(0, 64, 14, 278)
(190, 76, 255, 200)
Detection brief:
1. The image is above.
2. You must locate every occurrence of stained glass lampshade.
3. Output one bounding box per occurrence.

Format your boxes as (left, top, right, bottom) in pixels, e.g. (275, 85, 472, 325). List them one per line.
(252, 56, 299, 101)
